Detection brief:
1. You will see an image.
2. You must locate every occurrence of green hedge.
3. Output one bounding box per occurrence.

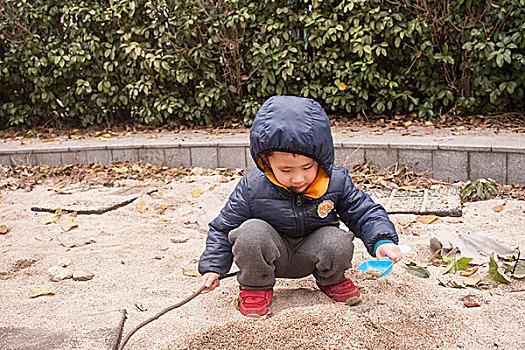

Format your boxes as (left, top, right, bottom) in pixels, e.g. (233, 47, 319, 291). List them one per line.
(1, 0, 524, 128)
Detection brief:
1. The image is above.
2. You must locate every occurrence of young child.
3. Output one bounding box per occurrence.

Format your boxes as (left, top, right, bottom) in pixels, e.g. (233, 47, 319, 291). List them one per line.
(199, 96, 402, 318)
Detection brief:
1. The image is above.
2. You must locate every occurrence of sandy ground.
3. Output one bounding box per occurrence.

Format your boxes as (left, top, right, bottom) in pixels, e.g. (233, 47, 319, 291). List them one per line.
(1, 174, 524, 350)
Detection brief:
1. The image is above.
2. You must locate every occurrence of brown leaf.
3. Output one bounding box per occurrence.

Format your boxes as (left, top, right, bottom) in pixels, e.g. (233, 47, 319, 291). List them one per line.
(136, 198, 148, 213)
(234, 297, 241, 310)
(154, 205, 172, 215)
(460, 266, 479, 277)
(99, 231, 113, 236)
(208, 184, 220, 191)
(171, 237, 189, 244)
(461, 295, 480, 308)
(0, 225, 8, 234)
(30, 287, 56, 298)
(182, 267, 201, 277)
(416, 215, 439, 224)
(493, 203, 506, 212)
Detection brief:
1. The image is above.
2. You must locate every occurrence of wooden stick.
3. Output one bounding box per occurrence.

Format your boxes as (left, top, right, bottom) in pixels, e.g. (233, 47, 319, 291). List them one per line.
(31, 189, 158, 215)
(117, 271, 238, 350)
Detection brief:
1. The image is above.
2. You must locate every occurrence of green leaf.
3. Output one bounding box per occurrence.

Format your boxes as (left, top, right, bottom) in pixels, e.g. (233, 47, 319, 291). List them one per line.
(441, 256, 473, 274)
(407, 265, 430, 278)
(504, 262, 525, 279)
(485, 252, 511, 284)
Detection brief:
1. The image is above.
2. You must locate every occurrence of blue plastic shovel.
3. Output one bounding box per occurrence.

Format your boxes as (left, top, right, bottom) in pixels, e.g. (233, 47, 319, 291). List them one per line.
(355, 257, 393, 277)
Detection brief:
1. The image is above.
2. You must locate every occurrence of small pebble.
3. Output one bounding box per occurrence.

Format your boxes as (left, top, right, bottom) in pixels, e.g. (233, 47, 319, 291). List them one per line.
(48, 266, 73, 282)
(72, 270, 94, 281)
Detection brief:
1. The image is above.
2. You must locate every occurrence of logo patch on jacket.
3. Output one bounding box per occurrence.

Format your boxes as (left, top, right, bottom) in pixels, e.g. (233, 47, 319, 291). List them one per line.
(317, 200, 334, 218)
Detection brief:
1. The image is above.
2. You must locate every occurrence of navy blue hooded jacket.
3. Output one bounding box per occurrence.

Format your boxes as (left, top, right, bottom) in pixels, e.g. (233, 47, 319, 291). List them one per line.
(198, 96, 398, 275)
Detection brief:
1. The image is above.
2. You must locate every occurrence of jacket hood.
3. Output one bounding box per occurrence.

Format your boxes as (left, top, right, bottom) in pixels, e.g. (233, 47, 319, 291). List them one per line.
(250, 96, 334, 177)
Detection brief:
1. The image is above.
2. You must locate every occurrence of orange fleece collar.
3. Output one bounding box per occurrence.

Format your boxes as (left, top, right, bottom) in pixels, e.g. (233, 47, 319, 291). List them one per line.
(257, 159, 330, 199)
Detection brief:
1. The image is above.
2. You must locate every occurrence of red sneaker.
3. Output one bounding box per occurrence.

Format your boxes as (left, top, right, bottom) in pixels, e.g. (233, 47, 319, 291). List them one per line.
(238, 286, 273, 318)
(317, 278, 361, 305)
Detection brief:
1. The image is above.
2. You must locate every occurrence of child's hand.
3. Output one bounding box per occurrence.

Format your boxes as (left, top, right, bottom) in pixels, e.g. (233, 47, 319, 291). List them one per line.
(201, 272, 221, 291)
(375, 243, 403, 263)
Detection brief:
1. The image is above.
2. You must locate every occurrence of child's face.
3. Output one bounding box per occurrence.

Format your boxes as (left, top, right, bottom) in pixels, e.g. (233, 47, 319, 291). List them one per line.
(265, 152, 319, 193)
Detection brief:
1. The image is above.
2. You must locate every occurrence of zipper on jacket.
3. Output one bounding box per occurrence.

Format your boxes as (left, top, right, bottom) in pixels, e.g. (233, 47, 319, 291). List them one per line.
(295, 195, 305, 233)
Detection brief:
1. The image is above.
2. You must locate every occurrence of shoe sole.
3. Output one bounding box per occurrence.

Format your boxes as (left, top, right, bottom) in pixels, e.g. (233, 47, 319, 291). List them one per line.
(344, 296, 362, 306)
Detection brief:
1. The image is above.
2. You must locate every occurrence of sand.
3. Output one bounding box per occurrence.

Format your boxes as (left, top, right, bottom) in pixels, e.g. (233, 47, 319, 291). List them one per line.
(0, 174, 524, 350)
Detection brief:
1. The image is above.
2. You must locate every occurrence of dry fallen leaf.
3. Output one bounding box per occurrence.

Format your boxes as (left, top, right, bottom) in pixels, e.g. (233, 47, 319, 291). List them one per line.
(397, 218, 416, 226)
(171, 238, 189, 244)
(461, 295, 480, 307)
(154, 205, 172, 215)
(463, 273, 482, 287)
(182, 267, 201, 277)
(234, 297, 241, 310)
(192, 189, 204, 198)
(39, 213, 61, 225)
(136, 198, 148, 213)
(398, 186, 417, 191)
(460, 267, 479, 277)
(187, 176, 197, 183)
(30, 287, 56, 298)
(493, 203, 506, 212)
(208, 184, 220, 191)
(416, 215, 439, 225)
(57, 257, 72, 267)
(0, 225, 8, 234)
(99, 231, 113, 236)
(58, 218, 78, 232)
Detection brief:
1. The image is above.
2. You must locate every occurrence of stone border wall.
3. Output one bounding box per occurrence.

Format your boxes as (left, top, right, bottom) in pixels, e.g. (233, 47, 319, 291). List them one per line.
(1, 140, 523, 185)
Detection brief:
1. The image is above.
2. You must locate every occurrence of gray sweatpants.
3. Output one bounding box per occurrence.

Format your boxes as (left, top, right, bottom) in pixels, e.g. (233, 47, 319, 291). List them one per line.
(229, 219, 355, 290)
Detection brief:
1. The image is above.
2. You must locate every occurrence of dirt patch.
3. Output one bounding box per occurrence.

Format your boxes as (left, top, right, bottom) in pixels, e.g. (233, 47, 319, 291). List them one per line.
(178, 276, 467, 350)
(0, 175, 524, 350)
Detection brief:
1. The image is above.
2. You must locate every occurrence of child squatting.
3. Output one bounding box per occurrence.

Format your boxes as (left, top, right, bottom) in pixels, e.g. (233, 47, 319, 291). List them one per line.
(199, 96, 402, 318)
